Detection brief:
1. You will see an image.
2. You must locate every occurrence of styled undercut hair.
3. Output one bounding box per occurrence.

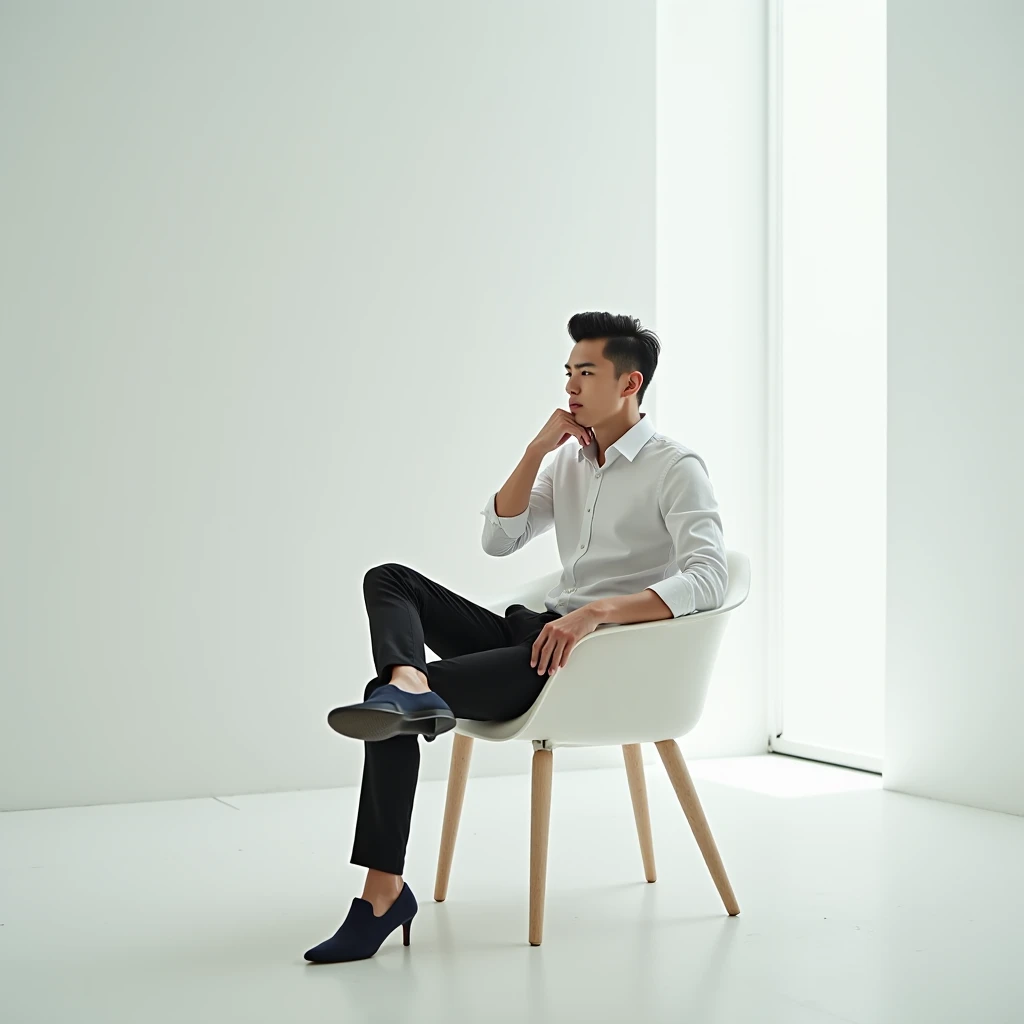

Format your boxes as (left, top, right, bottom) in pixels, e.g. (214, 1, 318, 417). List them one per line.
(566, 312, 661, 408)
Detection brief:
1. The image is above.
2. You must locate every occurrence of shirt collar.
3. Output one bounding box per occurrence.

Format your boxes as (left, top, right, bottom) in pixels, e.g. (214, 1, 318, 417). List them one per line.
(577, 411, 657, 465)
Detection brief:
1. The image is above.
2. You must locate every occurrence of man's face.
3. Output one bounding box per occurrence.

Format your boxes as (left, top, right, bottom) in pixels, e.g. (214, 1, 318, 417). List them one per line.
(564, 339, 637, 424)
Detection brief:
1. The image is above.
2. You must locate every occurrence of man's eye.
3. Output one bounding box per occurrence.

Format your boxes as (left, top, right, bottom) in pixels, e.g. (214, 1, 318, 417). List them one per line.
(565, 371, 590, 376)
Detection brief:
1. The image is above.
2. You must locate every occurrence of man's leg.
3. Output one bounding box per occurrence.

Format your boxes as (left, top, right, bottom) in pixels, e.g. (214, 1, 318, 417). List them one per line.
(351, 639, 556, 902)
(351, 563, 559, 914)
(360, 561, 512, 690)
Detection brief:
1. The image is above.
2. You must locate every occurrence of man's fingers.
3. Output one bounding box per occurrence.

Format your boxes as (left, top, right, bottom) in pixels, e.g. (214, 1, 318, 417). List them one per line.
(562, 411, 589, 445)
(537, 635, 557, 675)
(531, 630, 546, 669)
(548, 638, 567, 673)
(540, 640, 555, 674)
(533, 624, 581, 674)
(537, 638, 552, 674)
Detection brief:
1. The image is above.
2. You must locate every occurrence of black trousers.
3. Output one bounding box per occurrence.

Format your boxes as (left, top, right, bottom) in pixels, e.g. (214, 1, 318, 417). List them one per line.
(351, 562, 563, 875)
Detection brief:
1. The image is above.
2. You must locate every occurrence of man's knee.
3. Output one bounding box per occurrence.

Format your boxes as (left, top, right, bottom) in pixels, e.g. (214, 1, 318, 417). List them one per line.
(362, 562, 409, 591)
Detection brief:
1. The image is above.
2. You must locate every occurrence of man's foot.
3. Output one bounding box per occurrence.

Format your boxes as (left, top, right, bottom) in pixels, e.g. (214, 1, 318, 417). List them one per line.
(303, 882, 418, 963)
(363, 879, 403, 918)
(327, 684, 456, 743)
(388, 667, 430, 694)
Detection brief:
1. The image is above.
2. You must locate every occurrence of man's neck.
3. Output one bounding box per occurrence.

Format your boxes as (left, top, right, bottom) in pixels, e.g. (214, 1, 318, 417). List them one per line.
(591, 409, 643, 465)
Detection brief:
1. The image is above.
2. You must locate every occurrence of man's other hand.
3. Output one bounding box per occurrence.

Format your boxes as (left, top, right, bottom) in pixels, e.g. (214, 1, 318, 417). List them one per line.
(530, 605, 601, 676)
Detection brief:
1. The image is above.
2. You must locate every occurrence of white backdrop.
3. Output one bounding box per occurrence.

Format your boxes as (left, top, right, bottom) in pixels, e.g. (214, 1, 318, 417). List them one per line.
(1, 0, 769, 811)
(885, 0, 1024, 816)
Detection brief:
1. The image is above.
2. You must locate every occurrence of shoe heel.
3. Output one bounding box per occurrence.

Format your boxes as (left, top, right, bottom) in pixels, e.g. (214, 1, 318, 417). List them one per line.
(402, 919, 412, 946)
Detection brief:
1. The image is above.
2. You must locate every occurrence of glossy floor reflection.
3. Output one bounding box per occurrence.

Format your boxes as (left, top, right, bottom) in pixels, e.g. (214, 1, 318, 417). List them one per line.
(2, 754, 1022, 1023)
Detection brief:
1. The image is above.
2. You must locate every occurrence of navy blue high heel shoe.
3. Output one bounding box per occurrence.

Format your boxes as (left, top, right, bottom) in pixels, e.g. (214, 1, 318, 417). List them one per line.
(303, 882, 418, 963)
(327, 684, 455, 743)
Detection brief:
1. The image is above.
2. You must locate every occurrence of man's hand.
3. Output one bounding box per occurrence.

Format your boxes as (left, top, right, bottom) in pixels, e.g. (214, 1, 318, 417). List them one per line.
(529, 407, 592, 454)
(530, 605, 602, 677)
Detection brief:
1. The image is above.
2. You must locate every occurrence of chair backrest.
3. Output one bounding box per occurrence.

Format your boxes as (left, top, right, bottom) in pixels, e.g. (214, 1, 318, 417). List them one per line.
(493, 550, 751, 748)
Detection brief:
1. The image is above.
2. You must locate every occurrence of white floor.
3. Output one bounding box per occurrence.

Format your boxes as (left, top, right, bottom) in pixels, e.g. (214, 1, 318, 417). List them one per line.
(2, 754, 1023, 1024)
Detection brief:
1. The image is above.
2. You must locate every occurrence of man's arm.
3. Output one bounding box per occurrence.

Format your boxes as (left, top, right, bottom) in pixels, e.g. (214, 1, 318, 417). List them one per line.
(495, 442, 547, 518)
(586, 589, 674, 626)
(588, 453, 728, 625)
(644, 453, 727, 617)
(480, 444, 555, 557)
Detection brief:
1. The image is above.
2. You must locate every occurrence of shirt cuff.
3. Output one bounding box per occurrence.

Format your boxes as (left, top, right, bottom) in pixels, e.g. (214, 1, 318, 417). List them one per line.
(645, 576, 696, 619)
(480, 492, 530, 540)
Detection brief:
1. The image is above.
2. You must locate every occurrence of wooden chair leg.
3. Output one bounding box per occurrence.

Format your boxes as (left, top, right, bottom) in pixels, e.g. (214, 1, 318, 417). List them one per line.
(434, 733, 474, 902)
(655, 739, 740, 916)
(622, 744, 657, 882)
(529, 746, 553, 946)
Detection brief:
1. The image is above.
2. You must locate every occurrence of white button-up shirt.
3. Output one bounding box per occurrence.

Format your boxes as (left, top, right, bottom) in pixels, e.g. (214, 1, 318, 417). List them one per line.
(480, 412, 728, 619)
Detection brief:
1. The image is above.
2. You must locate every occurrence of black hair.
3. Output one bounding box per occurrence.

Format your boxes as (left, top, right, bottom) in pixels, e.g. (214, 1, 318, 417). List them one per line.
(566, 312, 661, 408)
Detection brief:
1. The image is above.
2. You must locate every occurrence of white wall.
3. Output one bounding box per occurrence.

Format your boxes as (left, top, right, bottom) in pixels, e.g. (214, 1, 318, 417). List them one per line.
(0, 0, 656, 811)
(655, 0, 768, 757)
(1, 0, 769, 812)
(886, 0, 1024, 815)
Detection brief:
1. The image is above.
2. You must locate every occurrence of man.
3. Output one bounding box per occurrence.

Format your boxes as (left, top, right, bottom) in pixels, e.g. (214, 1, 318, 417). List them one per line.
(303, 311, 728, 963)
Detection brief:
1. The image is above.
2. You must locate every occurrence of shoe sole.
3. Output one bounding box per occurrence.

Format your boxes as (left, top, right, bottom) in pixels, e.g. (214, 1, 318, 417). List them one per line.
(327, 704, 457, 743)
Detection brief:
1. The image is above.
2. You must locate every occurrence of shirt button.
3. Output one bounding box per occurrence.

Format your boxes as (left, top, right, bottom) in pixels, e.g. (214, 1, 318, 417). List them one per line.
(586, 507, 591, 512)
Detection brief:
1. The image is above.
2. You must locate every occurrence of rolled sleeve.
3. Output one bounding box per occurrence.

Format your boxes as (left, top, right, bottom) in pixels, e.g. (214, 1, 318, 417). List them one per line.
(479, 459, 556, 557)
(481, 491, 531, 540)
(645, 454, 728, 617)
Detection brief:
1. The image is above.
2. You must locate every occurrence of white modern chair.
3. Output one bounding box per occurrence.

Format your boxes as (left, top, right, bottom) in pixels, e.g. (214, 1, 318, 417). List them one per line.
(433, 549, 750, 945)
